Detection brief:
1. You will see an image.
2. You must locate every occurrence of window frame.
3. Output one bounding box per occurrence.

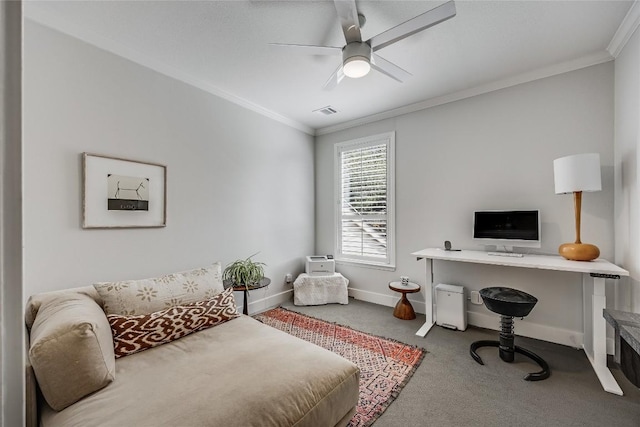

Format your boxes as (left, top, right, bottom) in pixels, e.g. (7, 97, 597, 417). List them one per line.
(333, 131, 396, 270)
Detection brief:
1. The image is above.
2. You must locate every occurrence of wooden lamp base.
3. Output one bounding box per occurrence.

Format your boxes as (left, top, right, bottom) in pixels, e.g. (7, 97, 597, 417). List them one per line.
(559, 191, 600, 261)
(559, 243, 600, 261)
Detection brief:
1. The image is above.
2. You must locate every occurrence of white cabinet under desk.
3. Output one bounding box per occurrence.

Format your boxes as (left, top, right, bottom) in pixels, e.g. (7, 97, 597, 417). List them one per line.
(411, 247, 629, 395)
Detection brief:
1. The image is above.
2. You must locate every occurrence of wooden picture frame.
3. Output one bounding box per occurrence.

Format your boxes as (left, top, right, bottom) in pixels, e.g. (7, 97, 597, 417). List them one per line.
(82, 153, 166, 229)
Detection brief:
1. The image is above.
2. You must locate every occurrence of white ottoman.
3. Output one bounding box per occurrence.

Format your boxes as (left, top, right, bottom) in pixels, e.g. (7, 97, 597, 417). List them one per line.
(293, 273, 349, 306)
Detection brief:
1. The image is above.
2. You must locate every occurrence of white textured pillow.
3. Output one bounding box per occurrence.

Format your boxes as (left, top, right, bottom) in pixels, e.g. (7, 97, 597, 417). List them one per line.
(94, 262, 224, 316)
(29, 293, 116, 411)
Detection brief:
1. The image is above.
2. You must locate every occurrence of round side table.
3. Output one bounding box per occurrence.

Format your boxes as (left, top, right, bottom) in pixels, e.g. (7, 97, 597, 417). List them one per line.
(224, 278, 271, 315)
(388, 281, 421, 320)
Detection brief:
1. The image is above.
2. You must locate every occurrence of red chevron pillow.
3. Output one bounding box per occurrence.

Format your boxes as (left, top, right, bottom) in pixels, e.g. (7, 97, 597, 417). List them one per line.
(108, 287, 239, 358)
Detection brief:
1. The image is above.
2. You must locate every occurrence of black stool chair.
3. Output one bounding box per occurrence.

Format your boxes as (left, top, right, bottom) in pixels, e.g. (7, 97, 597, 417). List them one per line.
(470, 287, 550, 381)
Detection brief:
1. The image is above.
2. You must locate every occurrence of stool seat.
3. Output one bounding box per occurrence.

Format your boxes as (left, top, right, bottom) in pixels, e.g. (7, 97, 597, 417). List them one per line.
(470, 286, 550, 381)
(480, 287, 537, 318)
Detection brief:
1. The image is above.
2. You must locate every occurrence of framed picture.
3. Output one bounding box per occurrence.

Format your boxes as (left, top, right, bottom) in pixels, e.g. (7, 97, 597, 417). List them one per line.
(82, 153, 166, 229)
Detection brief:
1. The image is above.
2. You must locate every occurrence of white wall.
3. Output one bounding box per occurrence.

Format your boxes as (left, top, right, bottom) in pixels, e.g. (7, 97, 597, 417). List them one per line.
(316, 63, 616, 347)
(614, 25, 640, 312)
(23, 21, 315, 313)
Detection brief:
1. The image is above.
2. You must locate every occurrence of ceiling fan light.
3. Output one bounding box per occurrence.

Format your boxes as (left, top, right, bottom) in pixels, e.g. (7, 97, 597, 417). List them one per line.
(342, 42, 372, 79)
(343, 56, 371, 78)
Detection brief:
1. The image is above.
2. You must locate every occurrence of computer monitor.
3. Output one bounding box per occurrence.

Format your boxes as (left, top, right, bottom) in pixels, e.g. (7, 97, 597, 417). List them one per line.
(473, 210, 541, 249)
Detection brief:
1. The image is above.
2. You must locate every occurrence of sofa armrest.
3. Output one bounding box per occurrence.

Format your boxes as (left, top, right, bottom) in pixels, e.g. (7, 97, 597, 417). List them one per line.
(25, 286, 101, 331)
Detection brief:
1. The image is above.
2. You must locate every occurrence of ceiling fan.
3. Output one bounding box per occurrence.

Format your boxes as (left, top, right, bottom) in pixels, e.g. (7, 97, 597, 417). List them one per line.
(269, 0, 456, 90)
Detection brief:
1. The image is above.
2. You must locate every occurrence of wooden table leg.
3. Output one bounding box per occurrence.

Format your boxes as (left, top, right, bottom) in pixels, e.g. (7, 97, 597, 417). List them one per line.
(393, 292, 416, 320)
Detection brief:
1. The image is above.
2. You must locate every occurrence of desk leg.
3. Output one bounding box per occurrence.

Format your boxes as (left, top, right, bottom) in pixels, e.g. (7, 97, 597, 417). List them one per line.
(583, 274, 623, 395)
(416, 258, 435, 337)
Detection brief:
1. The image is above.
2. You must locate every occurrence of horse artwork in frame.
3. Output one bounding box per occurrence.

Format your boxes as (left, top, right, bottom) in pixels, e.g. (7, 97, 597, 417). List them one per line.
(82, 153, 166, 229)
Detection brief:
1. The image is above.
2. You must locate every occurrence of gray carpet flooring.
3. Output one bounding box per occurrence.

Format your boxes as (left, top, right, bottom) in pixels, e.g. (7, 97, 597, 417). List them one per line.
(279, 298, 640, 427)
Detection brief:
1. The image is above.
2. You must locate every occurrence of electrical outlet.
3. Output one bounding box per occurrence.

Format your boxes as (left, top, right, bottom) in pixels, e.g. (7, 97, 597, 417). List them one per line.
(285, 273, 293, 283)
(470, 291, 483, 305)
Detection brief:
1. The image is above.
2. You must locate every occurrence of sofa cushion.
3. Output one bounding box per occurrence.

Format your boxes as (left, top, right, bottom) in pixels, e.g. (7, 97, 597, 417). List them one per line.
(108, 287, 239, 357)
(39, 316, 360, 427)
(28, 293, 116, 411)
(94, 262, 224, 315)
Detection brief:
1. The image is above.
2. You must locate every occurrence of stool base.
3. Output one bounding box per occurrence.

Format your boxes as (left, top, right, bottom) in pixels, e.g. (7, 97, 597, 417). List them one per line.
(470, 340, 551, 381)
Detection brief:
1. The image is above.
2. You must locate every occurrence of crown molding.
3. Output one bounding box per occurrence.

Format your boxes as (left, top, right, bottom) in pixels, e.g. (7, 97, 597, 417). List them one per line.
(315, 51, 614, 136)
(607, 1, 640, 58)
(24, 4, 315, 136)
(25, 2, 629, 139)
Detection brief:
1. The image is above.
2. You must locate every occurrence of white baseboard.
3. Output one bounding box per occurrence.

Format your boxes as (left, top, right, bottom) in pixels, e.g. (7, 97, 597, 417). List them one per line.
(467, 311, 583, 349)
(251, 287, 609, 353)
(347, 287, 584, 349)
(241, 289, 293, 315)
(348, 287, 427, 314)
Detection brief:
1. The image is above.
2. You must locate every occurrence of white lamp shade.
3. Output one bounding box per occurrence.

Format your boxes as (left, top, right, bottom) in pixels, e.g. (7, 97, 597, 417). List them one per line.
(553, 153, 602, 194)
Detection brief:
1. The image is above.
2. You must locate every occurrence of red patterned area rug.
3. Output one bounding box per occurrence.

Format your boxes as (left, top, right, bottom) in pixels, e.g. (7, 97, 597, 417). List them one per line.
(254, 307, 426, 427)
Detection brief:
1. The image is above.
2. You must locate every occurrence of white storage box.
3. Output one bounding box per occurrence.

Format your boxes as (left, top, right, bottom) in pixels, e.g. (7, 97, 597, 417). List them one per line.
(305, 256, 335, 276)
(435, 283, 467, 331)
(293, 273, 348, 306)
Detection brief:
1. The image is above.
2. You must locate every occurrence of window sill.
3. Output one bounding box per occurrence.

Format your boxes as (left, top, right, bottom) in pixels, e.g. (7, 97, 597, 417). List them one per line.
(335, 259, 396, 272)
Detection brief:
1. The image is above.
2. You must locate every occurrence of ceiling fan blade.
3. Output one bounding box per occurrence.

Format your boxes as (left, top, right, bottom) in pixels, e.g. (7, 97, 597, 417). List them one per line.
(333, 0, 362, 44)
(268, 43, 342, 56)
(368, 0, 456, 52)
(371, 54, 412, 83)
(322, 64, 345, 91)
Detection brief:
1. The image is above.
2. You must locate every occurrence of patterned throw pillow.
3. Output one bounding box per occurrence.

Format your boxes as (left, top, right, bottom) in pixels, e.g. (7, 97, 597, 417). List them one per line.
(94, 262, 225, 316)
(108, 287, 239, 358)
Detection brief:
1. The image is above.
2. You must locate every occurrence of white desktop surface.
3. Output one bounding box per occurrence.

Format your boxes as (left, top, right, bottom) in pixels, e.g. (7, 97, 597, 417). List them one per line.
(411, 247, 629, 395)
(412, 248, 628, 276)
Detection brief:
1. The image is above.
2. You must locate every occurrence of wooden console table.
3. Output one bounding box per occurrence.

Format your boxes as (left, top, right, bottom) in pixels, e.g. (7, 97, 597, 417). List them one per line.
(411, 248, 628, 395)
(603, 309, 640, 387)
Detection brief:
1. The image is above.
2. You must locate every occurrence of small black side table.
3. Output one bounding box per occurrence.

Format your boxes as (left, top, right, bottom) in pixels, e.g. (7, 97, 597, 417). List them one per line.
(224, 277, 270, 315)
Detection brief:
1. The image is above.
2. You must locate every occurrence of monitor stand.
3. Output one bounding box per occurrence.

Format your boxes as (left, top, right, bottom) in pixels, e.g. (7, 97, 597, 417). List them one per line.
(483, 245, 514, 253)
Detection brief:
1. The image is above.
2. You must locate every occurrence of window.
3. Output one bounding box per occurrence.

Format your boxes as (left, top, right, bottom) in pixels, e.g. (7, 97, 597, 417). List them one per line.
(334, 132, 395, 269)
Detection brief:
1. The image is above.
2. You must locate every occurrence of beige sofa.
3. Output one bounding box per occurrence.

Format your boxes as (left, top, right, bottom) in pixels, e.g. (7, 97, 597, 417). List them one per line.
(25, 266, 360, 427)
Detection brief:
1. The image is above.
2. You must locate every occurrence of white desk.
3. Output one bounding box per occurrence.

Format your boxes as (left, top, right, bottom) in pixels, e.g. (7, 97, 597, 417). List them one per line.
(411, 248, 629, 395)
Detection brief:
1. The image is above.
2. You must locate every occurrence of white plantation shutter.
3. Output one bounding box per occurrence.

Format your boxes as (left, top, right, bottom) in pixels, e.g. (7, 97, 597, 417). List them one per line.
(335, 132, 395, 268)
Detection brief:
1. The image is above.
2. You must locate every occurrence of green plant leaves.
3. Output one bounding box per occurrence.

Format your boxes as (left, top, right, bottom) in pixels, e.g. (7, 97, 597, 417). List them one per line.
(223, 254, 266, 287)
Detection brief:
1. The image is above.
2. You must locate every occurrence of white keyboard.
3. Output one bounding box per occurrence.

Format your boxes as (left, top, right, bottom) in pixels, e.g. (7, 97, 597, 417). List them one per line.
(487, 251, 524, 258)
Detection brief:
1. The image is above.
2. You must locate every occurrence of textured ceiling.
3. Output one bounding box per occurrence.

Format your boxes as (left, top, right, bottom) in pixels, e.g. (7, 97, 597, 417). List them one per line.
(25, 1, 634, 134)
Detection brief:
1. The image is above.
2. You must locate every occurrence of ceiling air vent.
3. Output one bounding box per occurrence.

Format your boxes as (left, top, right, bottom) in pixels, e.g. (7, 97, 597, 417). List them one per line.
(313, 106, 338, 115)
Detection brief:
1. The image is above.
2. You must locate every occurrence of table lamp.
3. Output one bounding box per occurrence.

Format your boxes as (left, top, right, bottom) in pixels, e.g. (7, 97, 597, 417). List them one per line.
(553, 153, 602, 261)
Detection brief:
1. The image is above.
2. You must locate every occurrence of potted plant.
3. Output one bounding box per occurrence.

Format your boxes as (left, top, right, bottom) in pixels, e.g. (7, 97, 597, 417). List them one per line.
(223, 253, 267, 291)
